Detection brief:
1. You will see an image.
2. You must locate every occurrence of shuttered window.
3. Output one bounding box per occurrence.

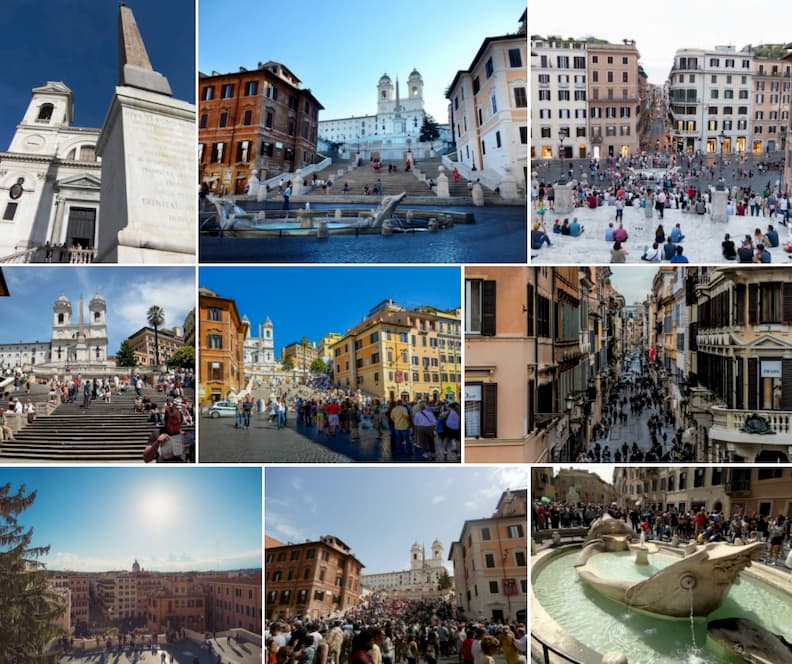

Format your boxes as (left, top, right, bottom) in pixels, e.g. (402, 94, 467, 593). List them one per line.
(747, 357, 758, 410)
(526, 283, 535, 336)
(481, 281, 496, 336)
(464, 382, 497, 438)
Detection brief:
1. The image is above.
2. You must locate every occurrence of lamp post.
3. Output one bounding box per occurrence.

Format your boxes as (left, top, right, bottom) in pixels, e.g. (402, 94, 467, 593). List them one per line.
(716, 129, 726, 191)
(559, 129, 568, 166)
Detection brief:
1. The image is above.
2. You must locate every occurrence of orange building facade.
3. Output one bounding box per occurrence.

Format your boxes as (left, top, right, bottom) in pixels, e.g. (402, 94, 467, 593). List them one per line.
(198, 288, 249, 403)
(198, 61, 324, 195)
(202, 573, 263, 634)
(265, 535, 364, 620)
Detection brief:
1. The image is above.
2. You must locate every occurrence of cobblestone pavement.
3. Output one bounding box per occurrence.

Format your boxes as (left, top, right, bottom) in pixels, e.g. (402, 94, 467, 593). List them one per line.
(199, 414, 352, 463)
(199, 412, 461, 463)
(58, 638, 261, 663)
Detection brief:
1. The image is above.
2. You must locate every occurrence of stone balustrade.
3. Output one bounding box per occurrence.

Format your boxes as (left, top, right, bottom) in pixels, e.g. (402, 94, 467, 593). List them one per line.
(710, 406, 792, 436)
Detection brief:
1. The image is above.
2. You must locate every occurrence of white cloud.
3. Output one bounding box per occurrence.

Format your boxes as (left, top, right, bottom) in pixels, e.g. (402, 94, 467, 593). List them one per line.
(266, 511, 304, 542)
(112, 278, 196, 338)
(432, 495, 447, 504)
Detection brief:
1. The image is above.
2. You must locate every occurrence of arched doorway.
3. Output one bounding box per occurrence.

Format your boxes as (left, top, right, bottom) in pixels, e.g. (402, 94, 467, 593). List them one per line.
(755, 450, 789, 463)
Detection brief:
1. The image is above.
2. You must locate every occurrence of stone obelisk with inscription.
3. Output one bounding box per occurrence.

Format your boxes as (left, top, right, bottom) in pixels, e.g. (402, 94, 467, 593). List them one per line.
(96, 3, 195, 263)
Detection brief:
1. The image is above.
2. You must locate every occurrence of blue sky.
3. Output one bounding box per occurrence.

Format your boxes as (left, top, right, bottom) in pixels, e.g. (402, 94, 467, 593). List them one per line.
(0, 467, 262, 572)
(265, 466, 527, 574)
(199, 0, 526, 125)
(0, 0, 195, 150)
(199, 266, 460, 356)
(0, 266, 195, 353)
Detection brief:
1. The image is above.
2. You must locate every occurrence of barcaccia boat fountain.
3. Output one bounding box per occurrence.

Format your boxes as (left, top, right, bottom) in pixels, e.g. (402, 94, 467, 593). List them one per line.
(531, 513, 792, 663)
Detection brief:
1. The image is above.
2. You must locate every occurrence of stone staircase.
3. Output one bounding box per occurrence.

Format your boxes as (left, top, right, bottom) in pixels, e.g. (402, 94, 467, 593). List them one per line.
(0, 388, 195, 462)
(418, 157, 502, 203)
(309, 160, 437, 198)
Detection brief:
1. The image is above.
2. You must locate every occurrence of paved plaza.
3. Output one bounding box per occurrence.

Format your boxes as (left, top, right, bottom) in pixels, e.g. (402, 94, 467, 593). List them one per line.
(57, 637, 261, 664)
(199, 411, 461, 463)
(531, 198, 792, 264)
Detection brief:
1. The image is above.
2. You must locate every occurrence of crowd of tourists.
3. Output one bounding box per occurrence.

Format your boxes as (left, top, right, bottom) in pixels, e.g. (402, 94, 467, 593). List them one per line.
(572, 353, 695, 463)
(225, 374, 461, 461)
(531, 150, 791, 261)
(265, 597, 526, 664)
(533, 501, 792, 567)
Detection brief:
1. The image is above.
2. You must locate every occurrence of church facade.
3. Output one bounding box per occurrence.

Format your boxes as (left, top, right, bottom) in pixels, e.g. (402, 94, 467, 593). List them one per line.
(243, 315, 280, 382)
(0, 82, 102, 259)
(318, 71, 448, 161)
(0, 293, 109, 373)
(361, 540, 452, 599)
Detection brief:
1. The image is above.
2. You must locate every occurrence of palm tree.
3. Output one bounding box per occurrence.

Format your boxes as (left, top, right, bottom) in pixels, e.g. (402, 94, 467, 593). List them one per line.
(147, 305, 165, 368)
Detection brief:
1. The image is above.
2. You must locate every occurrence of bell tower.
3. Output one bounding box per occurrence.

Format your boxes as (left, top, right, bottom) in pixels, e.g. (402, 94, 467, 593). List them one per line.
(377, 73, 394, 115)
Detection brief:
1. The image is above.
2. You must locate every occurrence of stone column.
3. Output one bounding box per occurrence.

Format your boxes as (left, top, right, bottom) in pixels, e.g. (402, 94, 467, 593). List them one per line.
(472, 183, 484, 207)
(247, 171, 260, 197)
(710, 188, 728, 222)
(436, 167, 449, 198)
(554, 183, 575, 214)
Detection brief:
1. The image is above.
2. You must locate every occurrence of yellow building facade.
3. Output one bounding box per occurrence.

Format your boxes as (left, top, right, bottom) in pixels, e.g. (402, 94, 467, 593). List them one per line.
(330, 301, 461, 403)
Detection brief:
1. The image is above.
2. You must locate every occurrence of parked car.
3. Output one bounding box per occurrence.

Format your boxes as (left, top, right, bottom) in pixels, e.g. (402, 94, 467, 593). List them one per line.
(207, 401, 236, 418)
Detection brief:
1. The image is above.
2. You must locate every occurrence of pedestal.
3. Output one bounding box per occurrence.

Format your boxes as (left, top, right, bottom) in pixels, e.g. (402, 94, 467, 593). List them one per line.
(96, 86, 195, 263)
(472, 183, 484, 207)
(555, 183, 575, 214)
(711, 188, 728, 222)
(436, 171, 450, 198)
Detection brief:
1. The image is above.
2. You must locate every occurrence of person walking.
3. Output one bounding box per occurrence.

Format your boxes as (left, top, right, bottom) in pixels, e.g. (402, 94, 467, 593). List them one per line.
(282, 181, 292, 210)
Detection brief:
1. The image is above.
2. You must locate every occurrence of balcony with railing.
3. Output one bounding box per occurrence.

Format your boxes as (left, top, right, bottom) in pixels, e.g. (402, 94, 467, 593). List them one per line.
(710, 406, 792, 445)
(725, 477, 751, 495)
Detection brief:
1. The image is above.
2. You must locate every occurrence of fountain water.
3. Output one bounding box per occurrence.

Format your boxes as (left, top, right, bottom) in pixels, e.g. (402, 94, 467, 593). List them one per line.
(533, 514, 792, 663)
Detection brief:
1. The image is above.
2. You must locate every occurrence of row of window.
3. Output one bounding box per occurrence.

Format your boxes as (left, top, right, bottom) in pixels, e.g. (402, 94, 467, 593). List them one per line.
(542, 54, 631, 68)
(677, 57, 751, 70)
(537, 105, 631, 119)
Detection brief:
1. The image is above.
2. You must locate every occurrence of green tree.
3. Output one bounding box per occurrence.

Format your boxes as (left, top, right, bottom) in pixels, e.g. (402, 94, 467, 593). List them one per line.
(310, 357, 328, 374)
(167, 345, 195, 370)
(419, 115, 440, 143)
(146, 305, 165, 367)
(0, 483, 64, 662)
(115, 340, 136, 368)
(437, 568, 453, 591)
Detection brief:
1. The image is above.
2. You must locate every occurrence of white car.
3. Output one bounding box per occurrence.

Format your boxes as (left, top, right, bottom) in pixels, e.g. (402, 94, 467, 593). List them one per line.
(207, 401, 237, 418)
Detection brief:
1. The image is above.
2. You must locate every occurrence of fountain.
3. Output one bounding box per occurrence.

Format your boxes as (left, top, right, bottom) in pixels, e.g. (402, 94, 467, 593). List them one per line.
(532, 513, 792, 663)
(199, 193, 465, 238)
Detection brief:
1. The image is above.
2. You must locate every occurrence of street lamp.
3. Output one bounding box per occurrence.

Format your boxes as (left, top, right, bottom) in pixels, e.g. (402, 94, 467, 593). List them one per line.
(716, 129, 726, 191)
(559, 129, 568, 163)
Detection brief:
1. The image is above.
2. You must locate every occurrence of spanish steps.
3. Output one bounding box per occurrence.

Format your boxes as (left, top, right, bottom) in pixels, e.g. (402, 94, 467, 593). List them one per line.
(0, 386, 195, 463)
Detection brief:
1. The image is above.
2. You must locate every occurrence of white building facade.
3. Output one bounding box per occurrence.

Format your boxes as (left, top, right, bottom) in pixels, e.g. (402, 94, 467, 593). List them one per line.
(0, 82, 102, 259)
(0, 292, 109, 373)
(243, 315, 280, 381)
(446, 11, 528, 191)
(669, 46, 753, 156)
(318, 70, 449, 161)
(361, 540, 451, 599)
(531, 39, 590, 160)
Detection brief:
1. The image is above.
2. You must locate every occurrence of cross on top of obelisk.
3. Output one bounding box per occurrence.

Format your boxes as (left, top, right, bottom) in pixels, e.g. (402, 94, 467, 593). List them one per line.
(117, 2, 172, 96)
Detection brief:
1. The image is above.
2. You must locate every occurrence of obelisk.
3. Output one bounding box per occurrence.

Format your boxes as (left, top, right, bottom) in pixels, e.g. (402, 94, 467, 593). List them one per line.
(96, 3, 195, 263)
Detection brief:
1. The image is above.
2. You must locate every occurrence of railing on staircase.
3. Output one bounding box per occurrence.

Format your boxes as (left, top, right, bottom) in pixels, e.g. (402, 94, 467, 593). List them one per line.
(0, 246, 41, 263)
(0, 245, 97, 264)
